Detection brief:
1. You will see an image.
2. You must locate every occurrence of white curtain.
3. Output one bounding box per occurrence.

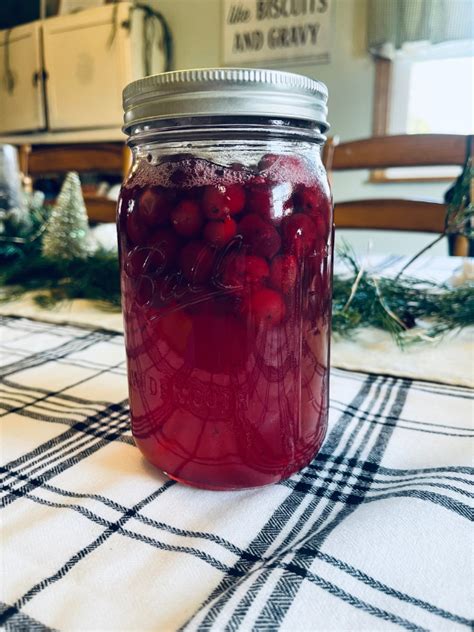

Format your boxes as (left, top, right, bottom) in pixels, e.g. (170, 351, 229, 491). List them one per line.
(368, 0, 474, 57)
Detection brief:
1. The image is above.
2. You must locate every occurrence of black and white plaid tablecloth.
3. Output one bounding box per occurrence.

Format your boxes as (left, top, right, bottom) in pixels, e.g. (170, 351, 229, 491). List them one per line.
(1, 315, 472, 631)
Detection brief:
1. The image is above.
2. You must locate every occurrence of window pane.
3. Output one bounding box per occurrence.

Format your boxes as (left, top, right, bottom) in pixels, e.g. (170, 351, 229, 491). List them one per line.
(407, 57, 474, 134)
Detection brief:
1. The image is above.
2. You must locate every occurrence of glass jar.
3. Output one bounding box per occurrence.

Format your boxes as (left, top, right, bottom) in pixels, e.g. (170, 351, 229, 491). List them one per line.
(119, 68, 332, 490)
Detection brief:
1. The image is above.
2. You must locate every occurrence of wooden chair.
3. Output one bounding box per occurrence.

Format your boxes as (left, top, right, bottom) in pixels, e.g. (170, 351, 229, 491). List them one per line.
(19, 143, 131, 223)
(325, 134, 473, 256)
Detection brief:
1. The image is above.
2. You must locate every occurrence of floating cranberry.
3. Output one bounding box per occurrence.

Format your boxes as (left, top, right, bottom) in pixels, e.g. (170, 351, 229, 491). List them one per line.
(282, 213, 317, 256)
(125, 247, 148, 277)
(180, 241, 214, 284)
(222, 254, 269, 289)
(246, 184, 272, 218)
(147, 229, 180, 268)
(202, 184, 245, 218)
(294, 183, 330, 216)
(312, 213, 330, 246)
(239, 213, 281, 259)
(204, 217, 237, 248)
(171, 199, 203, 237)
(125, 246, 167, 278)
(293, 184, 331, 249)
(270, 254, 298, 294)
(137, 187, 171, 227)
(126, 210, 148, 245)
(244, 288, 286, 327)
(294, 185, 318, 215)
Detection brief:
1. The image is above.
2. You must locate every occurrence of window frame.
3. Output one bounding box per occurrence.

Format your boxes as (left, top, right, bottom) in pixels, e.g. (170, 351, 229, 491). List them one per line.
(370, 44, 473, 184)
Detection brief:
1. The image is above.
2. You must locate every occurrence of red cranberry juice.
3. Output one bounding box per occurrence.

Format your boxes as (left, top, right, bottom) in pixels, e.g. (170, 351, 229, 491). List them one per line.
(118, 152, 333, 489)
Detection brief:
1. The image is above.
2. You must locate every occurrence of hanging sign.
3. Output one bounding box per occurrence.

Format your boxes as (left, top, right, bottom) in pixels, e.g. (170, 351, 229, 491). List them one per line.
(222, 0, 331, 65)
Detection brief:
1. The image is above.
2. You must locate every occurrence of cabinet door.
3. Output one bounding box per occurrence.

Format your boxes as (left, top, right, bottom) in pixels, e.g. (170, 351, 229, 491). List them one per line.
(0, 22, 46, 134)
(43, 2, 136, 131)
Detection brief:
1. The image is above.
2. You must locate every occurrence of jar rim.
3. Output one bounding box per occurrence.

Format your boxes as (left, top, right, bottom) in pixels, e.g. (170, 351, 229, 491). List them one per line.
(123, 68, 329, 135)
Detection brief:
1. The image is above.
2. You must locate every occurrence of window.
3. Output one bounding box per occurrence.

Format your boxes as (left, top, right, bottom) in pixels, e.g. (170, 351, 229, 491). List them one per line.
(372, 40, 474, 182)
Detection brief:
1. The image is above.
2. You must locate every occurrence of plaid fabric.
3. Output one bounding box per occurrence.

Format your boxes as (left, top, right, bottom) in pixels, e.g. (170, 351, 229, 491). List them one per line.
(1, 315, 472, 631)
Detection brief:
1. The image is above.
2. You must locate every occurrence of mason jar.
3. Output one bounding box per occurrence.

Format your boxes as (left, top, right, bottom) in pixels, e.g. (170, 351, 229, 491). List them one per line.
(118, 68, 332, 490)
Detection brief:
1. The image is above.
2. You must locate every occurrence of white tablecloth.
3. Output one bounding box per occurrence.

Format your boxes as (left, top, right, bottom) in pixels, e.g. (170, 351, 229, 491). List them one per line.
(1, 315, 472, 631)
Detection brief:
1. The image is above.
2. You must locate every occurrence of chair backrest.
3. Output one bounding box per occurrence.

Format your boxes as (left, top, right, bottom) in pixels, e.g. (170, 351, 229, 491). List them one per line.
(19, 143, 131, 223)
(326, 134, 473, 256)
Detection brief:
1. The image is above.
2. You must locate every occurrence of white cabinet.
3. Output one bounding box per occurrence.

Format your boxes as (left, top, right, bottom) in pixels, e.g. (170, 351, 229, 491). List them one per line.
(0, 21, 46, 134)
(0, 3, 165, 135)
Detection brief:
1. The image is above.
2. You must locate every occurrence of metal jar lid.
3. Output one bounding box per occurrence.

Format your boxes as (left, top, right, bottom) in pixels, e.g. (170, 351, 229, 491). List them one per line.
(123, 68, 329, 134)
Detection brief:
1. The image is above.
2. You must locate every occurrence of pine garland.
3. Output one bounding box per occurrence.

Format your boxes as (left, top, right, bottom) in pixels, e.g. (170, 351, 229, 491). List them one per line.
(332, 250, 474, 345)
(0, 248, 121, 309)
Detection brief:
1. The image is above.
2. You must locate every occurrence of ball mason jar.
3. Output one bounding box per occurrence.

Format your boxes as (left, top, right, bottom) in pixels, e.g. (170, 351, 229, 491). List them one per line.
(119, 68, 333, 490)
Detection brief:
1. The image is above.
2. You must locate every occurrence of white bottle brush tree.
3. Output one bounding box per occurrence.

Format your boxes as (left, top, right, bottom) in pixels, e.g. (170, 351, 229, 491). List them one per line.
(42, 172, 91, 260)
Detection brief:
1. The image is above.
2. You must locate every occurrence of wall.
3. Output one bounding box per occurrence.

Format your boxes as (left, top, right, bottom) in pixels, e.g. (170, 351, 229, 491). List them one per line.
(147, 0, 450, 255)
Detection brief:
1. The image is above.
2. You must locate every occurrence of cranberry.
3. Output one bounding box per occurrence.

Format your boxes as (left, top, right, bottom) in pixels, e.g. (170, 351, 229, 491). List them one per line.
(293, 184, 331, 249)
(244, 288, 286, 327)
(126, 210, 148, 245)
(204, 217, 237, 248)
(282, 213, 317, 256)
(125, 247, 148, 277)
(147, 229, 180, 268)
(294, 184, 330, 216)
(137, 187, 171, 227)
(222, 254, 269, 289)
(270, 254, 298, 294)
(246, 184, 272, 218)
(180, 241, 214, 284)
(125, 246, 167, 278)
(312, 213, 330, 246)
(202, 184, 245, 218)
(171, 199, 203, 237)
(239, 213, 281, 259)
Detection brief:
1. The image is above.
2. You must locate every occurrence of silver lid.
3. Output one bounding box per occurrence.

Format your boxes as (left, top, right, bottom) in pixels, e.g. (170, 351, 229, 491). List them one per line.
(123, 68, 329, 134)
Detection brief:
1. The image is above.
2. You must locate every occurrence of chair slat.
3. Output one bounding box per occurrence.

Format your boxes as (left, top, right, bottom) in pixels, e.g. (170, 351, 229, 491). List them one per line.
(28, 144, 124, 175)
(83, 196, 117, 223)
(331, 134, 469, 170)
(334, 199, 446, 233)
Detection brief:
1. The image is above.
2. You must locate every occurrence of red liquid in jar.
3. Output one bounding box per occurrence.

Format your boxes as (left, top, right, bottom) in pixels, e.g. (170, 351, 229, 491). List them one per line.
(118, 153, 332, 490)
